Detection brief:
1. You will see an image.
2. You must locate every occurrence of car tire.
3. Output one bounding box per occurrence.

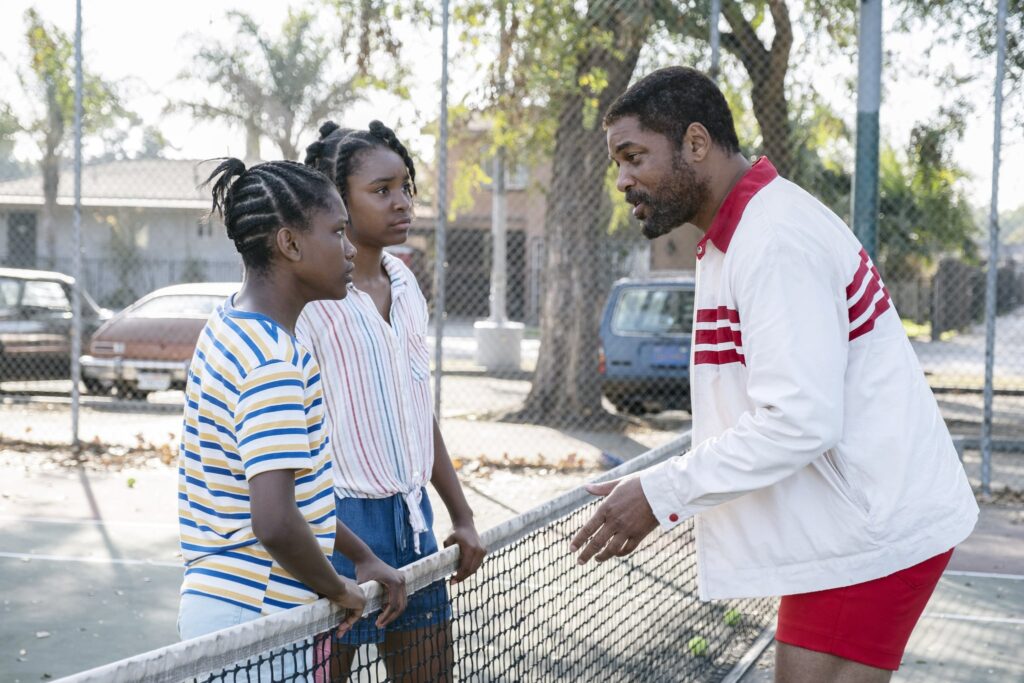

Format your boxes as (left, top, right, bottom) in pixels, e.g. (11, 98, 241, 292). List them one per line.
(82, 378, 107, 395)
(115, 382, 151, 401)
(613, 399, 646, 416)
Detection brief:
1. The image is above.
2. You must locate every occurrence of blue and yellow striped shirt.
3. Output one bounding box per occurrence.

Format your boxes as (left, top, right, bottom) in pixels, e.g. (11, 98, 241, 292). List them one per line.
(178, 296, 334, 614)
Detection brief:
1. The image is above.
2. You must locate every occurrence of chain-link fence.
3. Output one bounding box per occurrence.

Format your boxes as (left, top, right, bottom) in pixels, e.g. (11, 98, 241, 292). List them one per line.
(0, 0, 1019, 501)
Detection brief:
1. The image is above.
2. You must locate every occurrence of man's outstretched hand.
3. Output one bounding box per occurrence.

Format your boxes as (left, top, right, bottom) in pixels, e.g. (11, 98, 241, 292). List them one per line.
(569, 476, 660, 564)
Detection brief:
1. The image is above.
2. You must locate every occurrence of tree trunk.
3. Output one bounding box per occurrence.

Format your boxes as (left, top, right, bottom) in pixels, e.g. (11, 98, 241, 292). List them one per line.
(749, 74, 792, 176)
(41, 81, 64, 269)
(721, 0, 794, 177)
(521, 8, 647, 424)
(244, 120, 261, 164)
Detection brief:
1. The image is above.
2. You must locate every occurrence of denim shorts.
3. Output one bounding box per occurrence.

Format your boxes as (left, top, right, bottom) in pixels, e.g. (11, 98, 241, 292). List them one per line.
(332, 490, 452, 645)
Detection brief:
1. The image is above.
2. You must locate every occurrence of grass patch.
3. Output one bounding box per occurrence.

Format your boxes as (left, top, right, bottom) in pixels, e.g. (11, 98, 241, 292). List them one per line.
(902, 319, 958, 342)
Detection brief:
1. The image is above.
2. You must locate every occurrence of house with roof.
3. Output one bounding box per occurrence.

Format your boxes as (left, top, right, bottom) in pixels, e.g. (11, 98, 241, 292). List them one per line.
(0, 159, 242, 307)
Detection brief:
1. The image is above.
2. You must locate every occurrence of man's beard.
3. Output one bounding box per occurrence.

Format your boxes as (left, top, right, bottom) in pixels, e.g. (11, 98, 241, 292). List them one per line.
(627, 154, 710, 240)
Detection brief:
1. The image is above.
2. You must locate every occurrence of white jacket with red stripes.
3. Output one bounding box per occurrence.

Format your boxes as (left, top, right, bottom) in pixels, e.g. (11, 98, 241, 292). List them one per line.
(639, 158, 978, 600)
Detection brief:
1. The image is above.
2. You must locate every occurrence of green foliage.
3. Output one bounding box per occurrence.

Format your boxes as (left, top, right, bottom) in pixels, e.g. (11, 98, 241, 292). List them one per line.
(1000, 205, 1024, 245)
(0, 104, 28, 178)
(449, 156, 491, 221)
(176, 8, 374, 159)
(897, 0, 1023, 126)
(322, 0, 423, 89)
(100, 209, 145, 309)
(19, 8, 137, 153)
(877, 128, 978, 276)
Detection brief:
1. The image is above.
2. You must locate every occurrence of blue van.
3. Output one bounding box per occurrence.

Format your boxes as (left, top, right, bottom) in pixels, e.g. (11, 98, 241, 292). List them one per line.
(598, 273, 695, 414)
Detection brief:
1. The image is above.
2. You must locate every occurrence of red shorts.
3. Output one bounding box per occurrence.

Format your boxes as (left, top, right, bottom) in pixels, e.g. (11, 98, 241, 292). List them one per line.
(775, 548, 953, 670)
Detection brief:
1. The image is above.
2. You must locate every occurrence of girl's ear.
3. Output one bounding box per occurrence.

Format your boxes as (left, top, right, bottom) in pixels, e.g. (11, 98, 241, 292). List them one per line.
(275, 225, 303, 263)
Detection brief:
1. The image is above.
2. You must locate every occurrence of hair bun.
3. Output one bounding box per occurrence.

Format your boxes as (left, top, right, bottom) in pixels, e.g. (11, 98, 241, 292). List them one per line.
(303, 140, 325, 167)
(368, 120, 396, 141)
(319, 121, 341, 139)
(202, 157, 247, 219)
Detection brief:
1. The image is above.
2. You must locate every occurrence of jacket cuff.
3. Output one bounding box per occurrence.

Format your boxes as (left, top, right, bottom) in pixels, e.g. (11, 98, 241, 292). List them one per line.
(639, 461, 692, 530)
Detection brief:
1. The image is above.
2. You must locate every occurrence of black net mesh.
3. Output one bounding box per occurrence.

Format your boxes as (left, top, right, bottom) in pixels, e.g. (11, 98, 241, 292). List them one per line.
(193, 507, 774, 683)
(64, 483, 776, 683)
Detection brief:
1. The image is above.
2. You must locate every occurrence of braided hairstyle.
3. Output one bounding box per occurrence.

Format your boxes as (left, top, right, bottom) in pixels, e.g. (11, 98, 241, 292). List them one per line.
(204, 158, 338, 273)
(303, 120, 417, 201)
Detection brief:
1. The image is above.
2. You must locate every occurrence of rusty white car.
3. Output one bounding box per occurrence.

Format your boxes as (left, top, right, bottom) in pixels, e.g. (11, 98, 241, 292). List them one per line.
(80, 282, 239, 399)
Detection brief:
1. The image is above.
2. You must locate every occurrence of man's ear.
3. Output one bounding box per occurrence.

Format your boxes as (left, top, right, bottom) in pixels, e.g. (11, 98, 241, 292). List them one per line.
(275, 226, 302, 263)
(684, 123, 712, 163)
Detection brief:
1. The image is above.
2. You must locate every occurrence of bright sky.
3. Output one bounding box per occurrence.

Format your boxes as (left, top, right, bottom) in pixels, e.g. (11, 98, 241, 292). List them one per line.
(0, 0, 1019, 212)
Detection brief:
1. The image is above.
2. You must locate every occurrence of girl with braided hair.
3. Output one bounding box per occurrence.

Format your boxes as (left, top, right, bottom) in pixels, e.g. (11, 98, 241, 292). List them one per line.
(177, 158, 400, 677)
(298, 121, 485, 680)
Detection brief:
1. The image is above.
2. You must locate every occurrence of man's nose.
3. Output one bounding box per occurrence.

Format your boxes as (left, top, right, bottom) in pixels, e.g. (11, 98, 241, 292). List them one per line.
(615, 167, 634, 194)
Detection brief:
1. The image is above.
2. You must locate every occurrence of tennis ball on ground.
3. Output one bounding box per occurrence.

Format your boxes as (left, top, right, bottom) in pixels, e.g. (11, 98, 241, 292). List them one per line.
(687, 636, 709, 656)
(723, 609, 742, 627)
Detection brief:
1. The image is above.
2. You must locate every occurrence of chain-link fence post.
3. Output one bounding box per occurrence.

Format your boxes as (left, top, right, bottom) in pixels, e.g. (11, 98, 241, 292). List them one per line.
(70, 0, 84, 452)
(433, 0, 450, 413)
(709, 0, 721, 83)
(981, 0, 1010, 497)
(853, 0, 882, 262)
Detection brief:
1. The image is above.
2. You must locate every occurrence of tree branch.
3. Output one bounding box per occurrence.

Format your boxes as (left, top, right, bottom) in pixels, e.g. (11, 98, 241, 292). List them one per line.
(720, 0, 768, 65)
(767, 0, 794, 77)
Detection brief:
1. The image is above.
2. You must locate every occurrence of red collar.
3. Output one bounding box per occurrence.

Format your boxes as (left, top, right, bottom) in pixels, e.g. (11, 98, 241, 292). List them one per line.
(696, 157, 778, 259)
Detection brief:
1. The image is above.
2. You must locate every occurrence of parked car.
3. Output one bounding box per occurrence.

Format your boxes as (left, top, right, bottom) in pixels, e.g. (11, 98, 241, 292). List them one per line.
(598, 273, 695, 414)
(0, 267, 111, 385)
(80, 282, 240, 399)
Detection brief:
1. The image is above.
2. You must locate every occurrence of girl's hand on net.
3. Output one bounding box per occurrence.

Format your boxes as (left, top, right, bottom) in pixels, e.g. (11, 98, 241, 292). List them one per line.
(444, 523, 487, 583)
(328, 579, 365, 635)
(355, 556, 408, 627)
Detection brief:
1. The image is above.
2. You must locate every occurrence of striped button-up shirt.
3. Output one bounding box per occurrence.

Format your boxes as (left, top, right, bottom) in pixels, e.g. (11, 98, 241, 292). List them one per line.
(296, 253, 435, 547)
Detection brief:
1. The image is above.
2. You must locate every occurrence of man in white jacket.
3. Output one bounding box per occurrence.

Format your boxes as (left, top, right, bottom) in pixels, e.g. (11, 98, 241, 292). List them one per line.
(570, 66, 978, 682)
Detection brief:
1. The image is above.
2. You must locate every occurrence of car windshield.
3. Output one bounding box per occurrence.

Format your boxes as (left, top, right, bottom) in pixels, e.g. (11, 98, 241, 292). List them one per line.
(129, 294, 224, 318)
(611, 286, 695, 336)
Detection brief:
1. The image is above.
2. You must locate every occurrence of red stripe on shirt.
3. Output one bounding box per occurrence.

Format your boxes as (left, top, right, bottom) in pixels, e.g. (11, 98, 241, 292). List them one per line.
(696, 307, 741, 324)
(846, 248, 893, 342)
(694, 349, 746, 366)
(694, 327, 743, 348)
(849, 292, 892, 342)
(846, 250, 871, 299)
(848, 272, 883, 321)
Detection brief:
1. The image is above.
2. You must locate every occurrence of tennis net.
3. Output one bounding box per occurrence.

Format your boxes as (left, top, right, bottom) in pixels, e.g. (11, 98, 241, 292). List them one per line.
(58, 432, 778, 682)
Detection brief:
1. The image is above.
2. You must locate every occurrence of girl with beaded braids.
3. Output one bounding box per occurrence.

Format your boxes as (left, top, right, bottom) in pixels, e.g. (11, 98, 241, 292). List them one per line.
(298, 121, 485, 681)
(177, 158, 409, 666)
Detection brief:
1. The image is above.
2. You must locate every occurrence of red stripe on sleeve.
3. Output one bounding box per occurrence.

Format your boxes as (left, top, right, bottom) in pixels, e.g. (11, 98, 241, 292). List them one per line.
(696, 307, 741, 324)
(845, 251, 871, 299)
(849, 292, 892, 342)
(694, 349, 746, 366)
(694, 327, 743, 347)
